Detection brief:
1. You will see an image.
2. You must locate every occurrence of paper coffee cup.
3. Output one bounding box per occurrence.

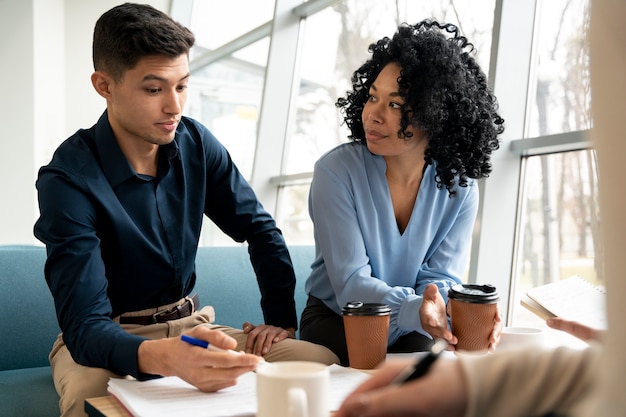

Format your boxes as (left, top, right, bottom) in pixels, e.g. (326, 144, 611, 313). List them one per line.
(342, 302, 390, 369)
(448, 284, 499, 352)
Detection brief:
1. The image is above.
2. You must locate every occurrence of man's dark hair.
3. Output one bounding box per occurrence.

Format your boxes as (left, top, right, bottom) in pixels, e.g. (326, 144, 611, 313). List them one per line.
(92, 2, 195, 81)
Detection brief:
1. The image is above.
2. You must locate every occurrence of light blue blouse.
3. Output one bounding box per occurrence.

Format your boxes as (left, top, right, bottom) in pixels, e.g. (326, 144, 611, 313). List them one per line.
(305, 142, 478, 344)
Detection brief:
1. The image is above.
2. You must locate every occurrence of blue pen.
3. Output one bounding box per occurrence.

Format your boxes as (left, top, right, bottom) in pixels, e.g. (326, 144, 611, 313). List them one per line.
(180, 334, 243, 355)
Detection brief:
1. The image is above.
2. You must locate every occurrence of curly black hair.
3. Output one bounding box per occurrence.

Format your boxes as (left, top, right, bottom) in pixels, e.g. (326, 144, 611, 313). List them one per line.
(336, 20, 504, 196)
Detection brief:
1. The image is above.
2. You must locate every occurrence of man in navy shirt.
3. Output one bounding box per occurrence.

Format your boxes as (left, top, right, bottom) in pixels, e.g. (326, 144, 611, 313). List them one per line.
(34, 4, 337, 416)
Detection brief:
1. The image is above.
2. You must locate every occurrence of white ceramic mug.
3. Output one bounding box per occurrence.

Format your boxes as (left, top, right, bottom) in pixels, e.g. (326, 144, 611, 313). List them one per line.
(256, 361, 330, 417)
(498, 326, 545, 349)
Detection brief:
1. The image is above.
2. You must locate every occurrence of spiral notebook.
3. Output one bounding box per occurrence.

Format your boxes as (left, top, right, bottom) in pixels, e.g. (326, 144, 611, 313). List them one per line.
(520, 275, 606, 329)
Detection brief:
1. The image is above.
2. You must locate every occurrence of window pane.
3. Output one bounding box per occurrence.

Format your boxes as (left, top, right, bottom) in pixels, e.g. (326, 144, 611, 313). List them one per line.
(510, 150, 600, 347)
(187, 41, 268, 179)
(285, 0, 496, 175)
(189, 1, 274, 52)
(279, 0, 496, 244)
(527, 0, 591, 137)
(187, 40, 269, 246)
(277, 184, 313, 245)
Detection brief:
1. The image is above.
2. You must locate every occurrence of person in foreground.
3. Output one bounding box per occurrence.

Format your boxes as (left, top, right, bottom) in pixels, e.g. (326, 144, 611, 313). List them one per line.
(300, 20, 504, 365)
(335, 2, 623, 416)
(33, 4, 337, 417)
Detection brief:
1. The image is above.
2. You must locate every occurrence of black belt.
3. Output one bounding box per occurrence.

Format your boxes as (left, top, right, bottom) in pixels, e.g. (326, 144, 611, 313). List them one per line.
(119, 294, 199, 325)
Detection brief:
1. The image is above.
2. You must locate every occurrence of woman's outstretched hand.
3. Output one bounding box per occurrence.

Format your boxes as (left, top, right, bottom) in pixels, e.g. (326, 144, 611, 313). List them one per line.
(420, 284, 457, 348)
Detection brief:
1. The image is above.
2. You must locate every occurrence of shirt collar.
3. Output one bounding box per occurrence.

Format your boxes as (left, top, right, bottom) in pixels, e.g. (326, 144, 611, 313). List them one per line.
(94, 111, 181, 188)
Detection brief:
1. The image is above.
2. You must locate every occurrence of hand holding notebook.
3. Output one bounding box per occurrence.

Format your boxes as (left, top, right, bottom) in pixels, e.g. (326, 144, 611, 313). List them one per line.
(520, 275, 606, 330)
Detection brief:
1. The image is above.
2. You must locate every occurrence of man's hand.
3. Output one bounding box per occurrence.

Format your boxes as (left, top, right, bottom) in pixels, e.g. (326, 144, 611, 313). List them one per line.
(242, 322, 295, 356)
(420, 284, 457, 347)
(138, 326, 262, 392)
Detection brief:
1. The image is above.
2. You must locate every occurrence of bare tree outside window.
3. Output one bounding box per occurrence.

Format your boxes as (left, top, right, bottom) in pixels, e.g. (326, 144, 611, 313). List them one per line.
(513, 0, 597, 335)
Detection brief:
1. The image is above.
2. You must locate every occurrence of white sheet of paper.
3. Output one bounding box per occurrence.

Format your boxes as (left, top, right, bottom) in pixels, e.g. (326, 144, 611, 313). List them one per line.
(107, 364, 370, 417)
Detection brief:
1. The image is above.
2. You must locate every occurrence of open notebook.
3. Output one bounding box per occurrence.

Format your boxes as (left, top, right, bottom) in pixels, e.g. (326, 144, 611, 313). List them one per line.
(520, 275, 606, 329)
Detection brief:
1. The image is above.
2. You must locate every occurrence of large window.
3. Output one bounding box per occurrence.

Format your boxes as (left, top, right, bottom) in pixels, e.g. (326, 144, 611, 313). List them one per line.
(527, 0, 591, 137)
(507, 0, 594, 346)
(180, 1, 274, 246)
(511, 150, 597, 348)
(280, 0, 497, 243)
(181, 0, 597, 342)
(188, 0, 275, 52)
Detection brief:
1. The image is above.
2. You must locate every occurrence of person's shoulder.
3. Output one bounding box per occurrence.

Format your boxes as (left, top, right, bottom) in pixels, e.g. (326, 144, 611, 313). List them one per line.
(316, 142, 369, 168)
(177, 116, 221, 147)
(454, 174, 478, 197)
(424, 163, 478, 199)
(178, 115, 202, 130)
(451, 180, 479, 206)
(178, 116, 210, 138)
(43, 127, 98, 175)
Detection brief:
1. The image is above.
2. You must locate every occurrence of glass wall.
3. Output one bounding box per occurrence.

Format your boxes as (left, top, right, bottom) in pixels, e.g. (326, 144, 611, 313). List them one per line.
(282, 0, 497, 242)
(527, 0, 591, 137)
(508, 0, 595, 345)
(181, 0, 597, 338)
(188, 0, 275, 51)
(181, 0, 274, 246)
(511, 149, 598, 347)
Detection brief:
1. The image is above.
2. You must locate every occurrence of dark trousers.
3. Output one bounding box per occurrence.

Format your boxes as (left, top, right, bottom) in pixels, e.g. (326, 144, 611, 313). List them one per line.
(300, 295, 433, 366)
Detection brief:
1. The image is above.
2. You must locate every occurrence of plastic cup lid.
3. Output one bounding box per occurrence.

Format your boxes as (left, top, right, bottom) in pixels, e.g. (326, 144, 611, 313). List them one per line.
(448, 284, 499, 304)
(341, 301, 391, 316)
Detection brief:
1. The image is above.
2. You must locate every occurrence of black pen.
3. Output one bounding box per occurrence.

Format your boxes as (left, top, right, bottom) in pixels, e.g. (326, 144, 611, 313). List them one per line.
(390, 338, 448, 385)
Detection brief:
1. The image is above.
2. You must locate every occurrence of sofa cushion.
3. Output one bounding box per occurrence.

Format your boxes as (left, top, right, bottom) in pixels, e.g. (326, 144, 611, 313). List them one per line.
(0, 367, 59, 417)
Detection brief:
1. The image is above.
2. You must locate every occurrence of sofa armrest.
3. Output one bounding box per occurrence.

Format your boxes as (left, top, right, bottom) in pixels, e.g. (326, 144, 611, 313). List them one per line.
(0, 246, 60, 371)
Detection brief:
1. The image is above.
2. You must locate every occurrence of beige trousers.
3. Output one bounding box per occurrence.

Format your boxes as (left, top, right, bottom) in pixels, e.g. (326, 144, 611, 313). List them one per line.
(50, 304, 339, 417)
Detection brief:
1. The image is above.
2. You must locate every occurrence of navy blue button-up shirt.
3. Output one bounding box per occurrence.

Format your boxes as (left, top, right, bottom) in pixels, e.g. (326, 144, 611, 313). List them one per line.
(34, 111, 297, 377)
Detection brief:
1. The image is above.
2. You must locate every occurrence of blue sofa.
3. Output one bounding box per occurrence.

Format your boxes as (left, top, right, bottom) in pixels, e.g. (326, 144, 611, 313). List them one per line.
(0, 244, 314, 417)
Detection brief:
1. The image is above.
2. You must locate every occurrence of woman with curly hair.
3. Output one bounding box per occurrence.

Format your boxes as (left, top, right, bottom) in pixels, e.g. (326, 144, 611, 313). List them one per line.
(300, 20, 505, 365)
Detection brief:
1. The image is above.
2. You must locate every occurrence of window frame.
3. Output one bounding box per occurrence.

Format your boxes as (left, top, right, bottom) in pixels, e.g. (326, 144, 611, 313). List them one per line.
(178, 0, 594, 324)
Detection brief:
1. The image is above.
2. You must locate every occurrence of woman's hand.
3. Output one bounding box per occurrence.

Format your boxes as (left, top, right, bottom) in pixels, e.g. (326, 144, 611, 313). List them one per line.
(242, 322, 295, 356)
(488, 304, 503, 351)
(420, 284, 457, 347)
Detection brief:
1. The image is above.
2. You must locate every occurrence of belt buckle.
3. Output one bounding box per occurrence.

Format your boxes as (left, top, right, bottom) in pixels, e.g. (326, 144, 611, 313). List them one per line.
(151, 300, 189, 323)
(151, 308, 171, 324)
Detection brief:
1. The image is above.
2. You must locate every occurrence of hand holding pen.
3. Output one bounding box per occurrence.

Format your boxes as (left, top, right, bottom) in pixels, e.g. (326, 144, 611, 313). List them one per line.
(181, 334, 245, 355)
(390, 338, 448, 385)
(145, 327, 263, 393)
(335, 339, 467, 417)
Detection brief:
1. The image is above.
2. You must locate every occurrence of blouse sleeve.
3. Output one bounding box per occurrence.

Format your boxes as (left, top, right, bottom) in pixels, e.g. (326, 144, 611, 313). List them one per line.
(310, 156, 425, 340)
